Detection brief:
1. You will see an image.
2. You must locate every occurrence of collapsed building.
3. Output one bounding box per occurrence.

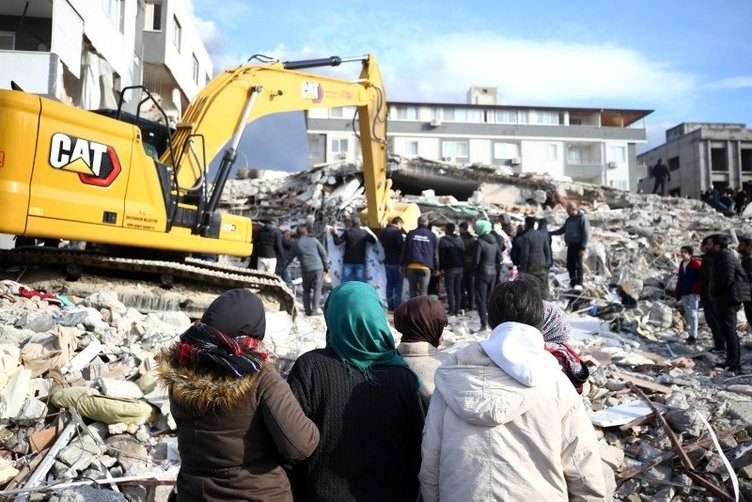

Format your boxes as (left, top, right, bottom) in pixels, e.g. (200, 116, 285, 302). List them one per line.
(0, 156, 751, 500)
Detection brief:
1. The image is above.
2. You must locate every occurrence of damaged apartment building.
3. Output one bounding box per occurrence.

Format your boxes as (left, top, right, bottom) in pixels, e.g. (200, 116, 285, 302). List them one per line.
(0, 0, 211, 125)
(306, 86, 652, 195)
(637, 122, 752, 198)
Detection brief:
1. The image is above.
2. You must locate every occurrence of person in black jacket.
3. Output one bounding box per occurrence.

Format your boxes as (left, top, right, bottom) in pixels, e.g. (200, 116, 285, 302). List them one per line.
(438, 223, 465, 316)
(400, 215, 438, 298)
(473, 219, 502, 332)
(253, 222, 284, 274)
(738, 235, 752, 332)
(378, 217, 405, 310)
(517, 216, 550, 299)
(550, 202, 590, 288)
(459, 222, 476, 311)
(651, 158, 671, 195)
(331, 216, 376, 283)
(699, 236, 723, 353)
(707, 233, 752, 372)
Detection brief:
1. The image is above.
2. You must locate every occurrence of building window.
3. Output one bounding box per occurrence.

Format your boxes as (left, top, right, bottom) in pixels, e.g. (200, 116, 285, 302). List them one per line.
(332, 138, 348, 158)
(192, 54, 199, 84)
(0, 31, 15, 50)
(442, 140, 469, 162)
(607, 145, 626, 163)
(493, 142, 520, 160)
(405, 140, 419, 156)
(544, 144, 558, 161)
(330, 107, 355, 119)
(101, 0, 119, 26)
(711, 147, 727, 172)
(145, 2, 162, 30)
(668, 156, 680, 172)
(742, 149, 752, 173)
(466, 109, 482, 123)
(173, 15, 182, 52)
(570, 117, 583, 125)
(495, 110, 519, 124)
(536, 111, 561, 125)
(393, 106, 418, 120)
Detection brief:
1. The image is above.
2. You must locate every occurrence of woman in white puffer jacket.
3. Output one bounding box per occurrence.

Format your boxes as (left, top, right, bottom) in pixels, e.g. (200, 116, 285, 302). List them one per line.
(419, 280, 606, 501)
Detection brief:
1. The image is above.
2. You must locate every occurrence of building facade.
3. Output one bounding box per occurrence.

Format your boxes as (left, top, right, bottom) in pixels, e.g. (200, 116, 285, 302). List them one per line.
(636, 123, 752, 199)
(0, 0, 210, 123)
(306, 88, 651, 190)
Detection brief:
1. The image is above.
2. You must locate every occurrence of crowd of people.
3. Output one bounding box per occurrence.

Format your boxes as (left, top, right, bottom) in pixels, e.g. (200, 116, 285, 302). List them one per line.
(675, 233, 752, 373)
(253, 203, 592, 339)
(158, 279, 607, 501)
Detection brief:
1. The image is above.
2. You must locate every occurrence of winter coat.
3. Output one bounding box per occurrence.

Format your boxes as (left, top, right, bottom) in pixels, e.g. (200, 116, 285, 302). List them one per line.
(538, 225, 554, 268)
(550, 210, 590, 248)
(438, 234, 465, 270)
(652, 162, 670, 181)
(460, 231, 476, 266)
(378, 224, 404, 265)
(419, 323, 606, 502)
(290, 235, 328, 273)
(674, 257, 701, 299)
(254, 224, 284, 259)
(517, 227, 548, 271)
(287, 348, 424, 502)
(474, 233, 502, 275)
(709, 249, 752, 305)
(741, 252, 752, 283)
(402, 226, 438, 269)
(397, 342, 450, 408)
(158, 347, 319, 502)
(333, 226, 376, 265)
(699, 253, 713, 301)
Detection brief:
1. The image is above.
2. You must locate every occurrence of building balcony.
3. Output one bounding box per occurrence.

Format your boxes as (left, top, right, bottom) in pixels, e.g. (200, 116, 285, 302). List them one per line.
(564, 163, 607, 180)
(0, 50, 62, 97)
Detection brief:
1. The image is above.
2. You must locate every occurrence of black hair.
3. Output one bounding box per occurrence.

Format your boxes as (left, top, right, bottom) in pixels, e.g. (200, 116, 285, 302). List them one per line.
(487, 280, 544, 329)
(417, 215, 429, 227)
(351, 216, 361, 227)
(446, 222, 456, 234)
(701, 235, 713, 246)
(459, 221, 469, 229)
(680, 245, 693, 255)
(391, 216, 403, 225)
(710, 233, 729, 249)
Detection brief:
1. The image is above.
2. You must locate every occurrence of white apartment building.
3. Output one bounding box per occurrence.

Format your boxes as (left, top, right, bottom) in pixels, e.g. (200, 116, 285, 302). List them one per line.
(0, 0, 210, 123)
(307, 88, 651, 190)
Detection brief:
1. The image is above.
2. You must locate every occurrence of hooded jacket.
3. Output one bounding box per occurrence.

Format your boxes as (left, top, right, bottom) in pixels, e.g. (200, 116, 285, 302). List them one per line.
(158, 347, 319, 502)
(419, 322, 606, 502)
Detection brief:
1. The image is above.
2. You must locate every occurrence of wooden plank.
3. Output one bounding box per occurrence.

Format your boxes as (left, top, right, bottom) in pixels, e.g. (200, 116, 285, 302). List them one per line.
(614, 371, 673, 394)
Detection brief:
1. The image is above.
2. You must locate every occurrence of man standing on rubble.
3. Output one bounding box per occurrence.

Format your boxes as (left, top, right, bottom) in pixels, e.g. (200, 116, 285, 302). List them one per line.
(549, 202, 590, 289)
(438, 222, 465, 317)
(699, 236, 723, 353)
(289, 225, 329, 316)
(707, 233, 751, 373)
(331, 216, 376, 282)
(401, 215, 438, 298)
(517, 216, 550, 299)
(379, 216, 405, 310)
(651, 158, 671, 195)
(674, 245, 702, 344)
(254, 221, 284, 274)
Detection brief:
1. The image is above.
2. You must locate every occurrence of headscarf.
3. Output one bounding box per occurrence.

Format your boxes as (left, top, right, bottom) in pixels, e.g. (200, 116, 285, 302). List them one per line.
(324, 282, 414, 383)
(394, 296, 447, 347)
(539, 301, 588, 393)
(475, 219, 492, 236)
(176, 289, 268, 377)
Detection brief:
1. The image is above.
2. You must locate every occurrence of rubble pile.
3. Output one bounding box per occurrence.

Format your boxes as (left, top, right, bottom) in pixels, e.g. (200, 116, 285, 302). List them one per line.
(0, 155, 751, 499)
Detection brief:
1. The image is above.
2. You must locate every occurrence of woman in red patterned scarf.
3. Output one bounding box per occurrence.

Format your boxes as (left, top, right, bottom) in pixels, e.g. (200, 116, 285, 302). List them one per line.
(158, 289, 319, 501)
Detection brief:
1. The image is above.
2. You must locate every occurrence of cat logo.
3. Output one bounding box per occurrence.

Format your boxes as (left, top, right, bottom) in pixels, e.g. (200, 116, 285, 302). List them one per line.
(301, 81, 323, 103)
(49, 133, 122, 187)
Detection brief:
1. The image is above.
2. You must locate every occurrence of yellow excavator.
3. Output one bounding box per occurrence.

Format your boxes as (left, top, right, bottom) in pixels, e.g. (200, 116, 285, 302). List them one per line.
(0, 54, 419, 314)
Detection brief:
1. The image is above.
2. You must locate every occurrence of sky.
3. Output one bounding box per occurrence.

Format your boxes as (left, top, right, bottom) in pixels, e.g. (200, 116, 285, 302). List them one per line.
(187, 0, 752, 171)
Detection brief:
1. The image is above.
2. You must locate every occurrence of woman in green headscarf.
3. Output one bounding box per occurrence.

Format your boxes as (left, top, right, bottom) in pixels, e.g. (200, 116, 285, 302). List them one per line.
(287, 282, 424, 502)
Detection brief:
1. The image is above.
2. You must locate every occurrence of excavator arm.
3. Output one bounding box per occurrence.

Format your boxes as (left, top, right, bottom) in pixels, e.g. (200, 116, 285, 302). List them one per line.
(164, 54, 415, 231)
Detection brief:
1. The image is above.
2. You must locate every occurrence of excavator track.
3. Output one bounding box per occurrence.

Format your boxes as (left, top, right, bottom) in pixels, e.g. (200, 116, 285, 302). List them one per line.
(0, 249, 296, 317)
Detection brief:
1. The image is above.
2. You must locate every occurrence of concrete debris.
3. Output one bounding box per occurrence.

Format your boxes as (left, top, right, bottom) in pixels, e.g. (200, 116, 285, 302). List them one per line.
(0, 156, 751, 499)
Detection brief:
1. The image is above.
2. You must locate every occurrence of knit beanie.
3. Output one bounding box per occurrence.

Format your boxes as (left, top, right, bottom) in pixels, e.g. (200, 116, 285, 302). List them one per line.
(475, 219, 492, 235)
